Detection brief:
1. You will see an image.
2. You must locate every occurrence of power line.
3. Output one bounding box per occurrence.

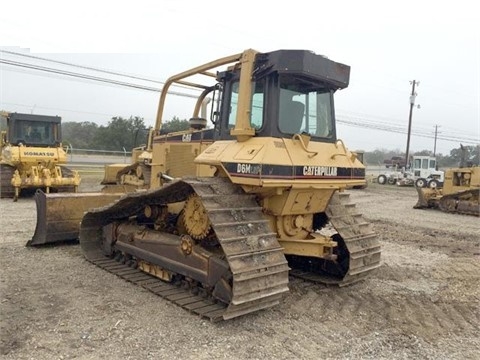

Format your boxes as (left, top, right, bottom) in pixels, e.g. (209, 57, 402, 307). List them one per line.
(0, 59, 200, 99)
(337, 109, 477, 140)
(3, 50, 477, 137)
(0, 49, 165, 85)
(337, 114, 478, 143)
(1, 54, 478, 146)
(0, 49, 205, 93)
(336, 116, 478, 145)
(1, 101, 117, 118)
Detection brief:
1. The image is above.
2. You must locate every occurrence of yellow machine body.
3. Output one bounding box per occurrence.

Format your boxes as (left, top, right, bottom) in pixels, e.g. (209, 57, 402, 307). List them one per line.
(415, 165, 480, 216)
(31, 49, 380, 320)
(1, 112, 80, 201)
(101, 133, 154, 187)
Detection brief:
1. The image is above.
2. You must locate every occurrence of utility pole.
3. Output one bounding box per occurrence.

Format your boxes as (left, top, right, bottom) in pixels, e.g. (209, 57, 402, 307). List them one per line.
(433, 125, 440, 157)
(405, 80, 419, 168)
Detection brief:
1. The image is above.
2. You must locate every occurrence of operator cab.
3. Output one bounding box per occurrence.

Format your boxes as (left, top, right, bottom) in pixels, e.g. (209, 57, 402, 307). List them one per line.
(7, 113, 62, 147)
(214, 50, 350, 143)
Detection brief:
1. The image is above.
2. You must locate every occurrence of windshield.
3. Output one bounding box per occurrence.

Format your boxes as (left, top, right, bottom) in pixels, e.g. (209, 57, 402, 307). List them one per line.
(225, 75, 334, 140)
(11, 120, 58, 146)
(278, 78, 333, 138)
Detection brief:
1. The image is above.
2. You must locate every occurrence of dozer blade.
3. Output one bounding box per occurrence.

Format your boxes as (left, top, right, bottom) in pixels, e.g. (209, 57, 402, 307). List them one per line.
(101, 184, 142, 194)
(101, 163, 129, 185)
(28, 190, 124, 246)
(414, 187, 440, 209)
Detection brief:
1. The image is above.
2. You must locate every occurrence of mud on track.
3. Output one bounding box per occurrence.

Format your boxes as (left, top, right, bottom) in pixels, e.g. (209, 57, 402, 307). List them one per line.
(1, 180, 479, 359)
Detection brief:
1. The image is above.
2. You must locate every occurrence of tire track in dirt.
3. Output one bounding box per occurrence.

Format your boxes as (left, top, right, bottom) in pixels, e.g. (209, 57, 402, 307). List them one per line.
(288, 279, 479, 337)
(284, 186, 480, 340)
(287, 228, 479, 339)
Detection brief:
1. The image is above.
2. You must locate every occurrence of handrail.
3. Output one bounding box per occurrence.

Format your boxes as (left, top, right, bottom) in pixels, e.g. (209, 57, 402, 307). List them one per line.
(292, 134, 318, 158)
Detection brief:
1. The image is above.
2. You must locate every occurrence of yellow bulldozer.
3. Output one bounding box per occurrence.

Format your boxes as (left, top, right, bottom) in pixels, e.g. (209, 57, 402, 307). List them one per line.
(29, 49, 381, 320)
(99, 128, 153, 191)
(414, 164, 480, 216)
(0, 112, 80, 201)
(100, 98, 211, 190)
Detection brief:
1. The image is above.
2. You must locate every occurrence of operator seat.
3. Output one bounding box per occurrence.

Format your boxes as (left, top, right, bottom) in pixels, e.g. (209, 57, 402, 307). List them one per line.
(280, 101, 304, 134)
(31, 129, 42, 142)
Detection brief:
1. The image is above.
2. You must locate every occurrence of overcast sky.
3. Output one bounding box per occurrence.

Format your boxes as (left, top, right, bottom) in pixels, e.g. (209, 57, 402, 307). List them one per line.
(1, 0, 479, 155)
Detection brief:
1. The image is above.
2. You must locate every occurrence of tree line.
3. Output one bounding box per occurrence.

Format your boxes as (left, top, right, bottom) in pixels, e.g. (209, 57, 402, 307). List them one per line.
(62, 116, 190, 151)
(61, 116, 479, 167)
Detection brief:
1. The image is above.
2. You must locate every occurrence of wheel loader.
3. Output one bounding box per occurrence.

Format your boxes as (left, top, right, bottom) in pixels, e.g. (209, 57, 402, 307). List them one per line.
(414, 164, 480, 216)
(29, 49, 381, 320)
(0, 112, 81, 201)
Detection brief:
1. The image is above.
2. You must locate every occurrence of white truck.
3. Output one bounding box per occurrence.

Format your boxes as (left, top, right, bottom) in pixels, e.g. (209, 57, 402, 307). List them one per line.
(377, 155, 444, 188)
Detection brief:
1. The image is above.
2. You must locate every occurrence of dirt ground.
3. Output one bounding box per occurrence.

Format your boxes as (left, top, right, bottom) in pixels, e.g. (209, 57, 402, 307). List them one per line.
(1, 173, 479, 360)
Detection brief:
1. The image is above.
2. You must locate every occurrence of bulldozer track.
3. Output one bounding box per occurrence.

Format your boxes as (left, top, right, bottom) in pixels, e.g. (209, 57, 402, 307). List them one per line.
(0, 164, 15, 198)
(80, 182, 381, 320)
(80, 177, 290, 321)
(289, 192, 381, 286)
(438, 189, 480, 217)
(86, 256, 229, 321)
(327, 192, 382, 284)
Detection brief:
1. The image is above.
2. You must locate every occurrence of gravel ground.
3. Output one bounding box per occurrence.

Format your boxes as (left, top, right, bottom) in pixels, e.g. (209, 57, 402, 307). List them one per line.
(1, 175, 479, 360)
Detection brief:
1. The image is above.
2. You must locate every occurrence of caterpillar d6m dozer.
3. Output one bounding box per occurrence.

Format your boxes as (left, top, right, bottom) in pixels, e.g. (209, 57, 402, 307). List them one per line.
(414, 165, 480, 216)
(1, 112, 80, 201)
(31, 49, 381, 320)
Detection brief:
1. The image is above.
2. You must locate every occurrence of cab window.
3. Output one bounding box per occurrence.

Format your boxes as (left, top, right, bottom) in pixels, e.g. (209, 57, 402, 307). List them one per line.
(228, 81, 264, 130)
(278, 76, 333, 138)
(14, 120, 56, 145)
